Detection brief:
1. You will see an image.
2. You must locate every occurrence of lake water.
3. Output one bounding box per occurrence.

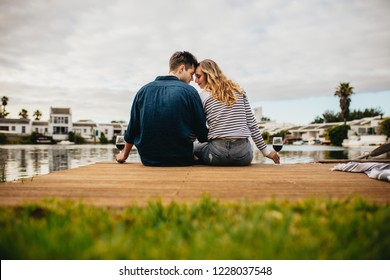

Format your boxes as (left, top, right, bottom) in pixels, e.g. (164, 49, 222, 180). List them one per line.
(0, 144, 379, 182)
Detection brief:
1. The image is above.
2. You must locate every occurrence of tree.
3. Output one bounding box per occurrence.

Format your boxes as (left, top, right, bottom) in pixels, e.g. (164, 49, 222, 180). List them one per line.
(261, 116, 271, 121)
(0, 96, 9, 118)
(348, 107, 383, 121)
(311, 116, 324, 124)
(312, 107, 385, 124)
(322, 110, 341, 123)
(334, 82, 354, 125)
(33, 110, 42, 121)
(262, 131, 270, 143)
(19, 109, 29, 119)
(378, 118, 390, 137)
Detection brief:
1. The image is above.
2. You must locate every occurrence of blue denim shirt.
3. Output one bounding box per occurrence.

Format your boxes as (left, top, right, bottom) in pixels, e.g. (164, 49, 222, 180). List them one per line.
(124, 76, 208, 166)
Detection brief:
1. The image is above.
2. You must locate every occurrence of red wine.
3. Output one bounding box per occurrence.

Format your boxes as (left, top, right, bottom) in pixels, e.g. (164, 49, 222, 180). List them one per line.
(273, 145, 283, 152)
(116, 144, 125, 150)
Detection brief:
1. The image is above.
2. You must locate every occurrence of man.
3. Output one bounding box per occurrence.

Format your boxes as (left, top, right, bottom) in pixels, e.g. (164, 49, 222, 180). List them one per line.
(116, 51, 208, 166)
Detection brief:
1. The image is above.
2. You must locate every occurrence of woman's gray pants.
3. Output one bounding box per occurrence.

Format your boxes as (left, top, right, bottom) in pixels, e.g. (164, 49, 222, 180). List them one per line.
(193, 138, 253, 166)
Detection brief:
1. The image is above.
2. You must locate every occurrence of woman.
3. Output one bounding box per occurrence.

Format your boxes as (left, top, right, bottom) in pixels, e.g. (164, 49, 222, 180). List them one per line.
(194, 59, 279, 165)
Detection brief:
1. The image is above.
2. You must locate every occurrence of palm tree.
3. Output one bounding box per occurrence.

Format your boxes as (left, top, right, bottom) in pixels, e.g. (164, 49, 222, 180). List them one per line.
(0, 96, 9, 118)
(33, 110, 42, 121)
(19, 109, 29, 119)
(334, 82, 354, 125)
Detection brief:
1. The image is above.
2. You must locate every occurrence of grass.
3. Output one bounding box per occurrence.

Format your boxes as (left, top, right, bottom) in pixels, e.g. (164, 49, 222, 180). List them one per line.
(0, 197, 389, 260)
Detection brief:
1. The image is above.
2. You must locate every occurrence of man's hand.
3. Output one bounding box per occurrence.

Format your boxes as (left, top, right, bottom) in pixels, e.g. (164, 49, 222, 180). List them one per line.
(116, 152, 127, 163)
(115, 142, 133, 164)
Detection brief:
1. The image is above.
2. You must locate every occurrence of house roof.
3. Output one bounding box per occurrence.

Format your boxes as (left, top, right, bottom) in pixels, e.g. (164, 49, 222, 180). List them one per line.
(73, 123, 96, 127)
(73, 120, 96, 127)
(0, 118, 30, 124)
(50, 107, 71, 115)
(32, 121, 49, 125)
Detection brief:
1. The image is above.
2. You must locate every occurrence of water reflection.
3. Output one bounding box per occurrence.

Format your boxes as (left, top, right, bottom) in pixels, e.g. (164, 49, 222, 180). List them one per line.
(252, 144, 375, 164)
(0, 144, 140, 182)
(0, 144, 381, 182)
(50, 149, 70, 172)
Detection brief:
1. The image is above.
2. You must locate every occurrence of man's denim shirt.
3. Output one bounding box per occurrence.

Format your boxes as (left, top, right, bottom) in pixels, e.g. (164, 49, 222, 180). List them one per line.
(124, 76, 208, 166)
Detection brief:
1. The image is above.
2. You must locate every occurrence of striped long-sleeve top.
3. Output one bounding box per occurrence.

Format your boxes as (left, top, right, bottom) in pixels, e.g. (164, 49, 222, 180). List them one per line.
(199, 90, 270, 156)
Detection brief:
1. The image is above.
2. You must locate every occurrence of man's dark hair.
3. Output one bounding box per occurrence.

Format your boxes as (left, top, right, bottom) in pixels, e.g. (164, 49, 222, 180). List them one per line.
(169, 51, 198, 71)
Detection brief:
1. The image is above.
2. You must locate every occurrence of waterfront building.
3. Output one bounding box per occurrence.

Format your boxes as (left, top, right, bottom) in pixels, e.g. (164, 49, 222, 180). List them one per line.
(73, 120, 97, 142)
(0, 118, 31, 135)
(1, 106, 387, 146)
(49, 107, 72, 140)
(0, 106, 129, 143)
(343, 116, 388, 146)
(97, 123, 115, 141)
(253, 107, 263, 123)
(32, 121, 49, 135)
(286, 116, 388, 145)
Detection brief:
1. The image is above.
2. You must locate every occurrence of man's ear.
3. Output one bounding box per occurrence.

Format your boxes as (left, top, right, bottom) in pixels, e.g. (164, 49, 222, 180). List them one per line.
(178, 64, 185, 74)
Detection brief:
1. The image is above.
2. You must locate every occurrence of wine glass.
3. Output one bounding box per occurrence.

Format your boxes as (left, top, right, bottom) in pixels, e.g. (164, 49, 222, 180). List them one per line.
(272, 137, 283, 153)
(115, 135, 125, 152)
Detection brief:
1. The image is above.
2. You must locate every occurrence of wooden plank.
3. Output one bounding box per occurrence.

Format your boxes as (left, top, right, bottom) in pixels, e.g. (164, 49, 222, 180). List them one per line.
(0, 162, 389, 207)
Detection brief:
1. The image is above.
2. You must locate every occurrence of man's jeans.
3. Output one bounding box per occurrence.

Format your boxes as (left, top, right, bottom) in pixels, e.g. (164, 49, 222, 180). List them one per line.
(194, 138, 253, 166)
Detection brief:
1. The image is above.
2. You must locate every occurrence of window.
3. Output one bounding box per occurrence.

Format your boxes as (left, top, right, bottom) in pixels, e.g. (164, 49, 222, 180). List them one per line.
(22, 126, 26, 133)
(12, 126, 16, 131)
(358, 127, 367, 135)
(52, 116, 70, 124)
(53, 126, 68, 134)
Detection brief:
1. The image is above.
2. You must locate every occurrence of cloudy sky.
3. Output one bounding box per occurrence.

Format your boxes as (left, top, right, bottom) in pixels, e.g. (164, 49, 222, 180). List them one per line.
(1, 0, 389, 125)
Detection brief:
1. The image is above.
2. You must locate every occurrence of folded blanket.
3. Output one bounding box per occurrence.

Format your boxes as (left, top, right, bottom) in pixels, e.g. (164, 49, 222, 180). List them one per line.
(331, 162, 390, 182)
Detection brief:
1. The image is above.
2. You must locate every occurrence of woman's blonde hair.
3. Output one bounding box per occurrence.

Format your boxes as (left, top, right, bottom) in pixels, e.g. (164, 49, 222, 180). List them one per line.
(199, 59, 244, 106)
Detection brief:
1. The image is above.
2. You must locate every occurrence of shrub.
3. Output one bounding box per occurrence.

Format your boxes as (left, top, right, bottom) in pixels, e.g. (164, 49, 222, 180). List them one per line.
(378, 118, 390, 137)
(99, 132, 108, 144)
(0, 133, 7, 144)
(68, 131, 85, 144)
(328, 125, 350, 146)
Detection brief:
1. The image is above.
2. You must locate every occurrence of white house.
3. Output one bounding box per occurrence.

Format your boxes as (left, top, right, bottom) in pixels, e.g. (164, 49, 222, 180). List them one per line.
(112, 122, 126, 136)
(253, 107, 263, 123)
(285, 116, 388, 145)
(73, 120, 97, 142)
(288, 123, 335, 143)
(259, 121, 296, 135)
(32, 121, 49, 135)
(48, 107, 72, 140)
(97, 124, 115, 141)
(0, 107, 127, 143)
(343, 116, 388, 146)
(0, 118, 31, 135)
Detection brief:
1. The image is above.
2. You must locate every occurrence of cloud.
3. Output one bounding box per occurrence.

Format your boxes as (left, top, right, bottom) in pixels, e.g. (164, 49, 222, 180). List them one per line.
(0, 0, 389, 123)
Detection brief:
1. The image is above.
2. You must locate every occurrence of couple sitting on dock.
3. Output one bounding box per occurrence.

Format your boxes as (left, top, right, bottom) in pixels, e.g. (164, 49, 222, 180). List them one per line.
(116, 51, 280, 166)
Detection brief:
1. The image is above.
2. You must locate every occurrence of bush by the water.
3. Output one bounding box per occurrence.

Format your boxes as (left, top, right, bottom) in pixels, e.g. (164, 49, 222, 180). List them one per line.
(328, 125, 350, 146)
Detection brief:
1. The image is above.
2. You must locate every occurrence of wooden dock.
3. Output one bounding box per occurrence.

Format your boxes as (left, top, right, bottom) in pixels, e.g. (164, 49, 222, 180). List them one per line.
(0, 162, 389, 207)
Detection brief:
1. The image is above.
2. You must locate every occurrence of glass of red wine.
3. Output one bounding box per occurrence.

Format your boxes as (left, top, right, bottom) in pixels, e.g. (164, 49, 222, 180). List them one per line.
(272, 137, 283, 153)
(115, 135, 125, 152)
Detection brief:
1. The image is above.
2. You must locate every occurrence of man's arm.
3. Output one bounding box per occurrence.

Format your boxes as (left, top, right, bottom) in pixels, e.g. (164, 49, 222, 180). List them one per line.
(191, 92, 209, 142)
(116, 141, 133, 163)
